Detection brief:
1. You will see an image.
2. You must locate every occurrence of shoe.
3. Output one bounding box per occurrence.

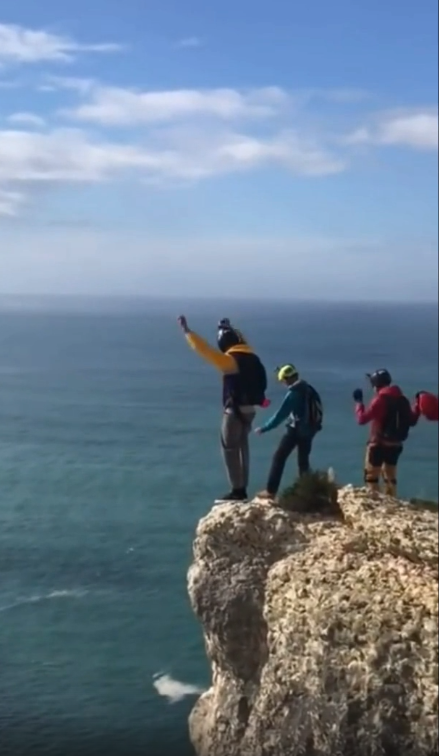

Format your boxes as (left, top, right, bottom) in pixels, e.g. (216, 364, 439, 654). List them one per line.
(256, 490, 276, 500)
(215, 489, 248, 503)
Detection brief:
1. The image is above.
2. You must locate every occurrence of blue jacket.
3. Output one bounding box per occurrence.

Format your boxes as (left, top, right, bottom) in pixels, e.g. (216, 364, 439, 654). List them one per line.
(260, 380, 313, 436)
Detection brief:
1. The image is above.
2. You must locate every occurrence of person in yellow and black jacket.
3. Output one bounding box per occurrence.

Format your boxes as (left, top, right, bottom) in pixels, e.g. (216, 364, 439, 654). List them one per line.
(177, 316, 268, 502)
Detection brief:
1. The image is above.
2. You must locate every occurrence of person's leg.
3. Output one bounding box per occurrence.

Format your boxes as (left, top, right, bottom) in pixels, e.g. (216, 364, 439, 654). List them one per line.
(263, 429, 298, 496)
(381, 445, 403, 497)
(297, 436, 312, 476)
(364, 444, 383, 492)
(239, 411, 255, 491)
(220, 412, 247, 498)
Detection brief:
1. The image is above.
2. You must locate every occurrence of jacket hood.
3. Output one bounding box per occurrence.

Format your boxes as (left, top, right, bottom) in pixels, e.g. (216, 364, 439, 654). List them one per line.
(227, 344, 254, 356)
(288, 378, 306, 389)
(378, 385, 403, 397)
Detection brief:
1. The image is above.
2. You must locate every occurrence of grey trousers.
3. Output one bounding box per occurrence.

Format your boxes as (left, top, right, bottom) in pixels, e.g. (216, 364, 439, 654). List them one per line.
(220, 411, 256, 490)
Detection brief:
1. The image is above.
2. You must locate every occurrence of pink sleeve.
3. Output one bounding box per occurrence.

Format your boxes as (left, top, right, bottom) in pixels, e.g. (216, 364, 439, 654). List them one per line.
(355, 396, 380, 425)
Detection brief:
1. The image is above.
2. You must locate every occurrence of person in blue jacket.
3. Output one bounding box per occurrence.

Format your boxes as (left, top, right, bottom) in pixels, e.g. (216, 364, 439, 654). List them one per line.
(254, 364, 323, 499)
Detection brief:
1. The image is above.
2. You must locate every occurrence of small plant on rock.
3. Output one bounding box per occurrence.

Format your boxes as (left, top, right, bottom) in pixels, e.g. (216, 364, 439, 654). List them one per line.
(278, 469, 342, 517)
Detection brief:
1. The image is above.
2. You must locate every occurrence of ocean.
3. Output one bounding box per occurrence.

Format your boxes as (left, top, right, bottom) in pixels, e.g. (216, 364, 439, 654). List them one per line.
(0, 299, 438, 756)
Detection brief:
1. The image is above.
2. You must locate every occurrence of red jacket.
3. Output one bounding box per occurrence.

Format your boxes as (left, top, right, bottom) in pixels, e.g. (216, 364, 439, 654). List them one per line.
(355, 385, 420, 445)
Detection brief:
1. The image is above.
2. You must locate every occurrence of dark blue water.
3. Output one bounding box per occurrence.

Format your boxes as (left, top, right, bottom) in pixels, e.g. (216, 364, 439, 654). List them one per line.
(0, 300, 437, 755)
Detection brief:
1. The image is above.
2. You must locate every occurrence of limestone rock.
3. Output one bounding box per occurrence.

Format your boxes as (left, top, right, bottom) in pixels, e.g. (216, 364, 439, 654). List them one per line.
(187, 486, 438, 756)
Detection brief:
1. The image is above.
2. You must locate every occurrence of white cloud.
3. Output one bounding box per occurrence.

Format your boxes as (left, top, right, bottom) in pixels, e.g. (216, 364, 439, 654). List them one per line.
(379, 112, 438, 150)
(7, 112, 46, 128)
(157, 127, 345, 179)
(346, 110, 439, 151)
(0, 22, 436, 221)
(177, 37, 204, 49)
(0, 123, 344, 216)
(0, 128, 163, 183)
(0, 188, 26, 216)
(40, 75, 96, 94)
(0, 22, 122, 66)
(66, 85, 289, 125)
(1, 77, 346, 213)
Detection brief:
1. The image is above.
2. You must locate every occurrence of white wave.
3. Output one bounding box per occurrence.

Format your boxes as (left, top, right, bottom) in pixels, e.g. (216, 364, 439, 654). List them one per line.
(0, 589, 87, 614)
(153, 673, 205, 704)
(327, 466, 336, 482)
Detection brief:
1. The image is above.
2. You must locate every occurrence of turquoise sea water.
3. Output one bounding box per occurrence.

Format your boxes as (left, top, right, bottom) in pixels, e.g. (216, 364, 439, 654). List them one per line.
(0, 299, 437, 756)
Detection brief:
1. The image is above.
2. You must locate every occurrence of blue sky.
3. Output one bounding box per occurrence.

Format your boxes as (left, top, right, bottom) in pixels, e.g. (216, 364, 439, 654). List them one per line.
(0, 0, 437, 299)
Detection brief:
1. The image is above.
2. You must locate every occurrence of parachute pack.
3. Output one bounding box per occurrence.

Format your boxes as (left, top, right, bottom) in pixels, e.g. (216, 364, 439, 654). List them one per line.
(306, 384, 324, 433)
(380, 395, 413, 442)
(418, 391, 439, 422)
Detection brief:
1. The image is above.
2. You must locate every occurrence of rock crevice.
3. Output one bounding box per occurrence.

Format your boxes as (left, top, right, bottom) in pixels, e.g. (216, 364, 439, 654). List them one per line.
(187, 487, 438, 756)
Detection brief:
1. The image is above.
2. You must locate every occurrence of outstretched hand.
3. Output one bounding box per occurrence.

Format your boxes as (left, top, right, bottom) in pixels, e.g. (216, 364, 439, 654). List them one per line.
(177, 315, 189, 333)
(254, 427, 263, 435)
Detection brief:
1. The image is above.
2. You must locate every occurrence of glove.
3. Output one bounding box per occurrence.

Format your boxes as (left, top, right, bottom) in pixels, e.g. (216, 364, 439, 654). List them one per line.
(353, 388, 364, 403)
(177, 315, 190, 333)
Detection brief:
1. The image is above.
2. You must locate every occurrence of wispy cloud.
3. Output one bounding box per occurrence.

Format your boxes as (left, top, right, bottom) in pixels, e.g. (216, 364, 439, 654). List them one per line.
(0, 122, 344, 216)
(0, 188, 26, 216)
(0, 22, 123, 66)
(38, 75, 96, 95)
(177, 36, 204, 49)
(65, 85, 289, 125)
(7, 112, 46, 128)
(346, 109, 439, 151)
(0, 23, 437, 219)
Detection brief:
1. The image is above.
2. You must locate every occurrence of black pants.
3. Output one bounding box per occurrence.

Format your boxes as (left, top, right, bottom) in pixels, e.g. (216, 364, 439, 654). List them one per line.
(266, 428, 313, 495)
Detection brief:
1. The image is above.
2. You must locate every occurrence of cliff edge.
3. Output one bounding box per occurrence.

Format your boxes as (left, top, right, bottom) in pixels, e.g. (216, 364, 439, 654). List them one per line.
(187, 486, 438, 756)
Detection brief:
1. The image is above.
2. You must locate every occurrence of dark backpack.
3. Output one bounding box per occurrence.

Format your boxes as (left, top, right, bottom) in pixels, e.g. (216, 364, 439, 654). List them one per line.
(305, 383, 324, 433)
(233, 353, 267, 407)
(381, 395, 413, 442)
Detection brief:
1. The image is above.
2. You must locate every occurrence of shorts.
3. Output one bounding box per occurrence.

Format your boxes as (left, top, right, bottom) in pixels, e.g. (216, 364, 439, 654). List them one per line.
(367, 444, 403, 468)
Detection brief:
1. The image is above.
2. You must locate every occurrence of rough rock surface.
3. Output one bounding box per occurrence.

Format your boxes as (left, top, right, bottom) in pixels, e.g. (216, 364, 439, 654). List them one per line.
(187, 486, 438, 756)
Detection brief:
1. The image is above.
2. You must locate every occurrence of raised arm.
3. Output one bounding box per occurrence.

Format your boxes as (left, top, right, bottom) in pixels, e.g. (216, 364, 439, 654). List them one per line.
(178, 316, 237, 373)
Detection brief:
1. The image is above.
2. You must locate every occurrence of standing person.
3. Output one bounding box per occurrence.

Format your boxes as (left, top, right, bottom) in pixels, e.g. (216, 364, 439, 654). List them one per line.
(353, 368, 420, 497)
(177, 315, 268, 502)
(255, 364, 323, 500)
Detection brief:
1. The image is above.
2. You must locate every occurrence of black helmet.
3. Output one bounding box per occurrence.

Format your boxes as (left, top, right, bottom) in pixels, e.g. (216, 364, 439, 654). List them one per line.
(217, 319, 245, 353)
(367, 368, 392, 389)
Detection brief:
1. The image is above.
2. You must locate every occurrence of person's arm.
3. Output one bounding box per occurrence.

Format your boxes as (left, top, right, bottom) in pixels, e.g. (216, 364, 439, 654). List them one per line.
(259, 392, 298, 433)
(185, 331, 237, 373)
(178, 316, 237, 373)
(355, 395, 381, 425)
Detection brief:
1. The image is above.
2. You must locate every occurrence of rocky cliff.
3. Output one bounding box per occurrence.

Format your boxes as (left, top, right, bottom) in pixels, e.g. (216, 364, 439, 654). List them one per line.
(187, 486, 438, 756)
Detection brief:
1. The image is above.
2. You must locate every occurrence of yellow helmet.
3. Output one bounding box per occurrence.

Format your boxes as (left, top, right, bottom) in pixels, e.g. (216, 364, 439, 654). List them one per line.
(276, 364, 299, 382)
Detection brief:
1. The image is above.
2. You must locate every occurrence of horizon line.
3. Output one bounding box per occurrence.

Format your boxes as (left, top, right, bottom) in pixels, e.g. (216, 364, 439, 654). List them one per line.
(0, 293, 438, 307)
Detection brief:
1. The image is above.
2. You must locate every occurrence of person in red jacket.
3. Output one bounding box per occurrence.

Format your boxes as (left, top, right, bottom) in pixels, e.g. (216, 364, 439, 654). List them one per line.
(353, 368, 420, 497)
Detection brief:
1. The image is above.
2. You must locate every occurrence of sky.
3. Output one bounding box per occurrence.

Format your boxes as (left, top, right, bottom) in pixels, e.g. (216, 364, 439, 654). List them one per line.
(0, 0, 437, 300)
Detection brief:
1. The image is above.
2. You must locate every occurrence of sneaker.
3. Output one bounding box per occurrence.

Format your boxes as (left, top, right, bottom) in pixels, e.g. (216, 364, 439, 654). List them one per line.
(215, 489, 248, 503)
(256, 490, 276, 500)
